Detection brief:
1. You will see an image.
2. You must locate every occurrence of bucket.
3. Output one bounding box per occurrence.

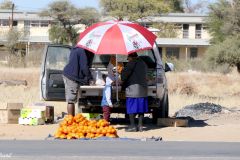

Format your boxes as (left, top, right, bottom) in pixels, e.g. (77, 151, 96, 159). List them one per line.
(45, 106, 54, 124)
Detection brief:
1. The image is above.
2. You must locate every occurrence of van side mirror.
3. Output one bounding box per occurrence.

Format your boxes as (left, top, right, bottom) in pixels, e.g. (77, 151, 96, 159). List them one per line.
(165, 62, 174, 72)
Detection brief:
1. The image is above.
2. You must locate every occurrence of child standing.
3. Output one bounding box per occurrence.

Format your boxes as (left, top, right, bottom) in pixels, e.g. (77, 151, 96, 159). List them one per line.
(101, 56, 123, 122)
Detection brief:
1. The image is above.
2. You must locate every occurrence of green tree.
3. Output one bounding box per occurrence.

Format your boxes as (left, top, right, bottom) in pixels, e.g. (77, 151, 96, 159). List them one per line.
(152, 22, 178, 38)
(5, 29, 22, 55)
(0, 0, 13, 9)
(100, 0, 183, 21)
(40, 0, 99, 45)
(4, 28, 26, 67)
(207, 36, 240, 72)
(206, 0, 240, 72)
(170, 0, 184, 12)
(79, 7, 100, 26)
(206, 0, 230, 43)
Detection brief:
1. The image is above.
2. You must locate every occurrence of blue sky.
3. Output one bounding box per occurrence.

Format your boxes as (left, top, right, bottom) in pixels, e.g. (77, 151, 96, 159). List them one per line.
(0, 0, 216, 11)
(1, 0, 100, 11)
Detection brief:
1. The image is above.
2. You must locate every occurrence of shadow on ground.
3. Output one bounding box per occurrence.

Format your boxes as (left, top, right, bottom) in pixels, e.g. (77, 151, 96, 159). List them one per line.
(111, 116, 210, 131)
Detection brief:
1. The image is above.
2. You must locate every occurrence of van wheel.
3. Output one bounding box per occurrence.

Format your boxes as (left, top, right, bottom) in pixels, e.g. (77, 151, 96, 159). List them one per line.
(160, 91, 169, 118)
(152, 92, 169, 123)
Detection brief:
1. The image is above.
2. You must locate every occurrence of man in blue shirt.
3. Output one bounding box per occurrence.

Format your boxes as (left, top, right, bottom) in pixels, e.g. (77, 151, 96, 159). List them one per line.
(62, 47, 93, 116)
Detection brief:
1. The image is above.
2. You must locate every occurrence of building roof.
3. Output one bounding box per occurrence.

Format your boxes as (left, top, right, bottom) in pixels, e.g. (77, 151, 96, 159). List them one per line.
(0, 9, 52, 21)
(156, 38, 210, 46)
(140, 13, 208, 24)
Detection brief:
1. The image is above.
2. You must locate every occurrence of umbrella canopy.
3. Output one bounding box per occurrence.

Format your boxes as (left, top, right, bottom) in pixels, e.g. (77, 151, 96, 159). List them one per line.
(77, 20, 157, 55)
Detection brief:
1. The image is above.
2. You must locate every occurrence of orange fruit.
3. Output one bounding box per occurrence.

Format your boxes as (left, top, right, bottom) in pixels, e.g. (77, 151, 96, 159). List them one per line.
(110, 129, 116, 134)
(91, 127, 97, 134)
(90, 133, 95, 138)
(54, 132, 61, 138)
(60, 134, 66, 139)
(106, 133, 117, 138)
(98, 134, 104, 137)
(101, 129, 107, 135)
(67, 135, 73, 140)
(96, 128, 101, 134)
(54, 115, 118, 140)
(62, 127, 68, 134)
(86, 133, 91, 138)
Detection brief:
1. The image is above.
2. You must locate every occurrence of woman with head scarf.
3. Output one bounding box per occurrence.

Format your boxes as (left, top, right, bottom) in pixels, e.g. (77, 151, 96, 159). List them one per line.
(121, 53, 148, 132)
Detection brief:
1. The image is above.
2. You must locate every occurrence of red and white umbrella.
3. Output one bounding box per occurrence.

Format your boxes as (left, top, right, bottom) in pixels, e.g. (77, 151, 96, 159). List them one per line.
(77, 20, 157, 55)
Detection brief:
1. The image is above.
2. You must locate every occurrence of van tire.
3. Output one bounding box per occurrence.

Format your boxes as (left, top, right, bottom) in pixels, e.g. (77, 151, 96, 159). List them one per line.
(152, 92, 169, 123)
(160, 91, 169, 118)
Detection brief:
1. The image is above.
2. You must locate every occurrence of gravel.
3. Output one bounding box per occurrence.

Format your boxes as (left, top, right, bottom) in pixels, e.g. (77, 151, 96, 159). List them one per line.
(175, 102, 230, 119)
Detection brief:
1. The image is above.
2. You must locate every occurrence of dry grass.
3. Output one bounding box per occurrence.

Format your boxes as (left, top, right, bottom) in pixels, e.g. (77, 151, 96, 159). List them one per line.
(167, 70, 240, 115)
(0, 67, 239, 116)
(0, 67, 66, 116)
(0, 67, 40, 86)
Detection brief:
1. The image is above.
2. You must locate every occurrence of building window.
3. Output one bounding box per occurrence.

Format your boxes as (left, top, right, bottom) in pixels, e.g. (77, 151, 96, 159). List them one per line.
(40, 21, 49, 27)
(29, 21, 49, 27)
(0, 19, 9, 26)
(166, 47, 180, 59)
(183, 24, 189, 38)
(31, 21, 40, 27)
(24, 21, 30, 27)
(195, 24, 202, 39)
(13, 20, 18, 26)
(190, 48, 198, 58)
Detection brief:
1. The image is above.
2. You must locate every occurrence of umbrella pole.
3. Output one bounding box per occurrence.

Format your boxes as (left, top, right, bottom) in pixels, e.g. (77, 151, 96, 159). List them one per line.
(115, 54, 119, 102)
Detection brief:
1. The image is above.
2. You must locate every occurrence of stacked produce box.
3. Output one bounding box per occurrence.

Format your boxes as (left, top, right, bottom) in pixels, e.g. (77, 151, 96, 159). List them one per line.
(18, 108, 45, 125)
(18, 104, 54, 125)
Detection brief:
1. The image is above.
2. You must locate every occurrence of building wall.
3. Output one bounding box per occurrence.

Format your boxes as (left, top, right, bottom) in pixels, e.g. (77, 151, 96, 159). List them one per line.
(161, 46, 208, 60)
(202, 29, 210, 39)
(188, 24, 196, 39)
(0, 26, 9, 36)
(0, 20, 50, 39)
(197, 47, 207, 58)
(173, 24, 210, 40)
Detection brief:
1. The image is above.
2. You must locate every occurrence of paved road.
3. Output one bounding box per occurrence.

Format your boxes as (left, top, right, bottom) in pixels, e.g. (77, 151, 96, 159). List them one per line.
(0, 140, 240, 160)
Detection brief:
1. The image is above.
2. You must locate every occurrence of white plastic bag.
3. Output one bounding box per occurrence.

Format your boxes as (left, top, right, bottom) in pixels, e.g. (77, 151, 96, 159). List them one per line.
(92, 69, 105, 86)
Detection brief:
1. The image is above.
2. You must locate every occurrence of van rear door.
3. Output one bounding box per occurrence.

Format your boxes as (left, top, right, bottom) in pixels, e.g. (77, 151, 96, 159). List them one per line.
(40, 44, 71, 101)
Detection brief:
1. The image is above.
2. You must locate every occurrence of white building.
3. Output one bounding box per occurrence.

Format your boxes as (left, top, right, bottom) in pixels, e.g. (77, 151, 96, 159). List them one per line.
(141, 13, 210, 59)
(0, 10, 211, 60)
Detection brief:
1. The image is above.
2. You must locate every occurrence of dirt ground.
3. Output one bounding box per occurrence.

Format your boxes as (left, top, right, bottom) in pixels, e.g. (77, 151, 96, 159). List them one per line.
(0, 67, 240, 141)
(1, 111, 240, 142)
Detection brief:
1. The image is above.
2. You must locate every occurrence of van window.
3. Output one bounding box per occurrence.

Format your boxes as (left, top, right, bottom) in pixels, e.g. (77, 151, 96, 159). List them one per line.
(91, 49, 156, 68)
(137, 50, 156, 68)
(45, 46, 70, 70)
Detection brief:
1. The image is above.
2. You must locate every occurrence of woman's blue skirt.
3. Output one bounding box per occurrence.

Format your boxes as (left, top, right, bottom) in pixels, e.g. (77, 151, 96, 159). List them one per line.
(126, 97, 148, 114)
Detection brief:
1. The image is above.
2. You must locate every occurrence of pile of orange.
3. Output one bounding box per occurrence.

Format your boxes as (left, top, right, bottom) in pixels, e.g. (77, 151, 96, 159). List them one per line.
(54, 114, 118, 139)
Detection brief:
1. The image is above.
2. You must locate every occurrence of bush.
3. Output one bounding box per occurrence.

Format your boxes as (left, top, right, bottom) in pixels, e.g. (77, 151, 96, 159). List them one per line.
(164, 56, 232, 74)
(0, 45, 44, 68)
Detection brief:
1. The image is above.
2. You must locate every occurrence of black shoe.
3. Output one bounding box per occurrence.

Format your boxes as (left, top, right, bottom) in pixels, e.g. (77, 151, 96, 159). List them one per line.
(125, 127, 137, 132)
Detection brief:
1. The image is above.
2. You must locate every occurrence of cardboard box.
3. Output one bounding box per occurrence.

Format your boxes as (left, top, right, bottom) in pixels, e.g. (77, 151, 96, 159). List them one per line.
(82, 113, 101, 120)
(20, 108, 45, 119)
(0, 103, 23, 124)
(18, 117, 45, 125)
(26, 104, 54, 123)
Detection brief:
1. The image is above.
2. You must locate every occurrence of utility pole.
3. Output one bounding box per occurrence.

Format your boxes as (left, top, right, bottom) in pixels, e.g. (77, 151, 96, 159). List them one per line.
(11, 3, 15, 29)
